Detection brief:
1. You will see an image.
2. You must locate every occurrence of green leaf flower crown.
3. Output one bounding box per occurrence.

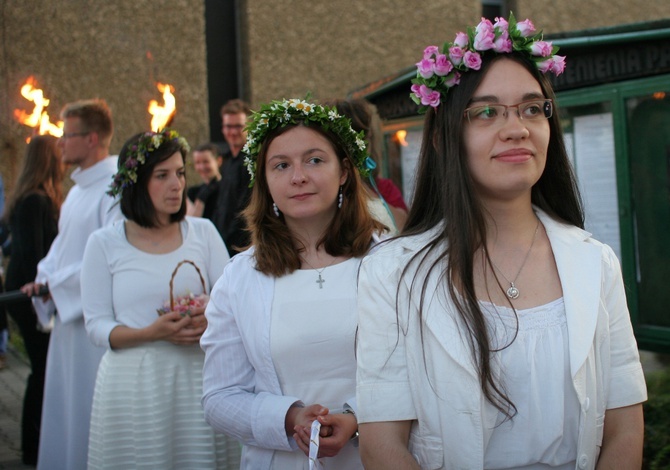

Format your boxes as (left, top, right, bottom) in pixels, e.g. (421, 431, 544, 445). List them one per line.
(108, 128, 190, 197)
(242, 98, 370, 186)
(411, 12, 566, 113)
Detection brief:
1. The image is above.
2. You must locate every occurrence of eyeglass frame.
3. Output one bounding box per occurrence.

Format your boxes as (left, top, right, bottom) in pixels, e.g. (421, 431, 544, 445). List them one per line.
(463, 99, 553, 125)
(60, 131, 91, 140)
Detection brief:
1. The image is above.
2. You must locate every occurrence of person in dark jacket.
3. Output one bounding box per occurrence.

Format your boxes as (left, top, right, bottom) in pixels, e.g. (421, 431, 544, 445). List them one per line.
(4, 135, 63, 465)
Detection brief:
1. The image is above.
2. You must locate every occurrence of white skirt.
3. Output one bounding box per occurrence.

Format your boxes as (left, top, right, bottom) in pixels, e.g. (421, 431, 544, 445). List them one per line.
(88, 342, 241, 469)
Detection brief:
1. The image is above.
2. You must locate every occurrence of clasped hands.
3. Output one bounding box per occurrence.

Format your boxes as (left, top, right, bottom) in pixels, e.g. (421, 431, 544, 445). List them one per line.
(288, 404, 357, 459)
(150, 306, 208, 345)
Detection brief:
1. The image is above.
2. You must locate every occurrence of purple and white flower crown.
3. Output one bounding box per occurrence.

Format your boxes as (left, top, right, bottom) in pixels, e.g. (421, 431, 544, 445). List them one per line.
(107, 128, 190, 197)
(411, 13, 566, 113)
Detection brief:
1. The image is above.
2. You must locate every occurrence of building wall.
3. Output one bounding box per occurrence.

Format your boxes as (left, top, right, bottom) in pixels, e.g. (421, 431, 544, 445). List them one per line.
(241, 0, 480, 106)
(1, 1, 667, 197)
(241, 0, 669, 106)
(515, 0, 669, 32)
(0, 0, 209, 196)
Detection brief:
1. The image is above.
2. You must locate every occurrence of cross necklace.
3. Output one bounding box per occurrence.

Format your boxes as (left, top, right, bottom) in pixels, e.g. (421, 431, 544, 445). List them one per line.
(300, 255, 338, 289)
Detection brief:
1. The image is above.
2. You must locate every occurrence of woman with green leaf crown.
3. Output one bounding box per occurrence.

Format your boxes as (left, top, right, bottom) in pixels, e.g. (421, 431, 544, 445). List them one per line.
(81, 130, 240, 469)
(201, 98, 384, 469)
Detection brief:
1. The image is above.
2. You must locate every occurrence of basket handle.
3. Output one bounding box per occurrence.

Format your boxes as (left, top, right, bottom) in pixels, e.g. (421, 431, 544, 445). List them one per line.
(169, 260, 207, 311)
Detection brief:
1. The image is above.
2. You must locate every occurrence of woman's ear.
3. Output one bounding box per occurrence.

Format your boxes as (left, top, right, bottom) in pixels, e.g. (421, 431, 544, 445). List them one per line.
(339, 158, 351, 186)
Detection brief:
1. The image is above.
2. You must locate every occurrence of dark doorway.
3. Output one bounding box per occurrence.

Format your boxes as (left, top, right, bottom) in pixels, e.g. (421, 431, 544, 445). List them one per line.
(205, 0, 240, 145)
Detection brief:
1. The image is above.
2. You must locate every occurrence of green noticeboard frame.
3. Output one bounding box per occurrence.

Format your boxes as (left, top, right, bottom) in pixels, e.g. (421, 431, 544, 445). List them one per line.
(558, 74, 670, 353)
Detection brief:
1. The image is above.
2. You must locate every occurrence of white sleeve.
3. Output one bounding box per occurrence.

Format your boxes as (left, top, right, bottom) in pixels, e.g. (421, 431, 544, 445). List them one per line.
(100, 192, 123, 227)
(601, 245, 647, 408)
(201, 264, 299, 451)
(203, 220, 229, 290)
(81, 231, 119, 348)
(356, 253, 417, 424)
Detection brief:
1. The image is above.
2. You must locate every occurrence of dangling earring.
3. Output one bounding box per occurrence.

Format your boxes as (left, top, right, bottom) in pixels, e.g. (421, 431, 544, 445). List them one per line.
(337, 186, 343, 209)
(272, 203, 280, 217)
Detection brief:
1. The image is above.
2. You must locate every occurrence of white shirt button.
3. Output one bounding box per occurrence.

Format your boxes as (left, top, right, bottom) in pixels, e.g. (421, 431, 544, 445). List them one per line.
(578, 454, 589, 468)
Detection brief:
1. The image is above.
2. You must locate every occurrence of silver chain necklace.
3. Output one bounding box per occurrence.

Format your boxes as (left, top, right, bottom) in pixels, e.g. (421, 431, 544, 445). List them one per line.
(300, 256, 338, 289)
(487, 219, 541, 300)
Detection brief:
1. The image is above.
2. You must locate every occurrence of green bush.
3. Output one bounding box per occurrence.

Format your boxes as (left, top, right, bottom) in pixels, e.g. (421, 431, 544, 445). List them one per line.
(7, 316, 27, 358)
(644, 368, 670, 469)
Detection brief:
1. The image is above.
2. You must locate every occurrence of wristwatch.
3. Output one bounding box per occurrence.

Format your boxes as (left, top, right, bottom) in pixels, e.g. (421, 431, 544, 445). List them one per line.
(342, 408, 360, 441)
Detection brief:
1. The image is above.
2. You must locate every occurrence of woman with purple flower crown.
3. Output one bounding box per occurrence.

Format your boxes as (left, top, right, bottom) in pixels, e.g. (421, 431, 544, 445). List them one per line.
(80, 130, 241, 469)
(201, 98, 384, 469)
(356, 14, 647, 470)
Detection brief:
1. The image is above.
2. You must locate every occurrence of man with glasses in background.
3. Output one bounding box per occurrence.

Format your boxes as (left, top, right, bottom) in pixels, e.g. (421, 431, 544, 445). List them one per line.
(22, 99, 121, 470)
(208, 98, 252, 256)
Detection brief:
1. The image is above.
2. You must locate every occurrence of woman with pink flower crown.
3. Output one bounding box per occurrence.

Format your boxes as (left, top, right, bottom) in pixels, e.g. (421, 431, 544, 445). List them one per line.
(81, 130, 241, 469)
(356, 14, 646, 470)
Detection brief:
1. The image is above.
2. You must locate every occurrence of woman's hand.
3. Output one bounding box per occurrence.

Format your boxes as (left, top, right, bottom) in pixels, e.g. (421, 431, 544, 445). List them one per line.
(293, 410, 357, 458)
(109, 311, 206, 350)
(285, 403, 328, 437)
(186, 306, 208, 330)
(149, 311, 205, 345)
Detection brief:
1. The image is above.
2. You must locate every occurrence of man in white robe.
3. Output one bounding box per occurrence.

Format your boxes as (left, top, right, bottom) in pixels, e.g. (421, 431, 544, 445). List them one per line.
(22, 99, 121, 470)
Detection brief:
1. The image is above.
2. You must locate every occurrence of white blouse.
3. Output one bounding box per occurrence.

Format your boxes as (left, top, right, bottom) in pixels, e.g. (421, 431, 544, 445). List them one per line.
(482, 297, 579, 470)
(83, 217, 229, 347)
(269, 258, 363, 469)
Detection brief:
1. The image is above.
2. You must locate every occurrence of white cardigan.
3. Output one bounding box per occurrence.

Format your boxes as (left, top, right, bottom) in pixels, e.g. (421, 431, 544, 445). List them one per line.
(356, 209, 647, 470)
(201, 248, 358, 469)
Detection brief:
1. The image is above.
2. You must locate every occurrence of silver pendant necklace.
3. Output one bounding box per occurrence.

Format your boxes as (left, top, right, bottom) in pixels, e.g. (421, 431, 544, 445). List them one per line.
(487, 219, 541, 300)
(300, 256, 338, 289)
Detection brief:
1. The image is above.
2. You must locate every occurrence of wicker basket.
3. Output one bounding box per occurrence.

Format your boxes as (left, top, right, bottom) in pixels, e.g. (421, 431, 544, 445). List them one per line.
(157, 260, 208, 315)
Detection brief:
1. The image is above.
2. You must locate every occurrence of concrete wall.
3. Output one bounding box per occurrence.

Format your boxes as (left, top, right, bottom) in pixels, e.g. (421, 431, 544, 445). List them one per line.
(241, 0, 669, 107)
(1, 1, 667, 197)
(241, 0, 479, 105)
(514, 0, 669, 32)
(0, 0, 209, 196)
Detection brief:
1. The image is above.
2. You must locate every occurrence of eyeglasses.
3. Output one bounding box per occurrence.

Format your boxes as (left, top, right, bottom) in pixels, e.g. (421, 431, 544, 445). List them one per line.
(60, 131, 90, 140)
(464, 99, 553, 126)
(222, 124, 245, 130)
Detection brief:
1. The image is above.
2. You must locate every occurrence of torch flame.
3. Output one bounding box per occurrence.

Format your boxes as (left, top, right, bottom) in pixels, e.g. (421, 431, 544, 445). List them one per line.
(394, 130, 408, 147)
(148, 83, 176, 132)
(13, 76, 63, 139)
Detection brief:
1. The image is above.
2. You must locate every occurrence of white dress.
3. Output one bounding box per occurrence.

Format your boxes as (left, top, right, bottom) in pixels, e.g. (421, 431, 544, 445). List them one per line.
(269, 258, 363, 470)
(35, 156, 122, 470)
(81, 217, 241, 469)
(482, 298, 579, 470)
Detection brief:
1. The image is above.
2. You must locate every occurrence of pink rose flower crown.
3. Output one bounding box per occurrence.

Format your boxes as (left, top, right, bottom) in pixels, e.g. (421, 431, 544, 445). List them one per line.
(411, 12, 566, 113)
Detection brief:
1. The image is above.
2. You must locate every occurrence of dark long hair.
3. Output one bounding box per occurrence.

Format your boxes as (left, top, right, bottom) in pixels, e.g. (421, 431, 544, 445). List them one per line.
(118, 133, 188, 228)
(243, 122, 384, 277)
(401, 53, 584, 416)
(4, 135, 63, 222)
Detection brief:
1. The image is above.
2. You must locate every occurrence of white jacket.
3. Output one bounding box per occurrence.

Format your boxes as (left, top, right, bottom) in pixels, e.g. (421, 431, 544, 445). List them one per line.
(201, 248, 359, 469)
(356, 210, 647, 470)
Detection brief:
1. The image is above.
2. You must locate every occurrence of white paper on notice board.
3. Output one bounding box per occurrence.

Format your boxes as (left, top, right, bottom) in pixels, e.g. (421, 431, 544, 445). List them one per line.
(573, 112, 621, 261)
(400, 129, 422, 206)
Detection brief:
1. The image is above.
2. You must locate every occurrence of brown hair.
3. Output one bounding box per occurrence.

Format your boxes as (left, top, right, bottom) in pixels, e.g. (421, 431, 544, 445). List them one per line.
(193, 142, 223, 156)
(220, 98, 251, 118)
(243, 123, 384, 277)
(4, 135, 64, 222)
(321, 98, 382, 175)
(60, 99, 113, 148)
